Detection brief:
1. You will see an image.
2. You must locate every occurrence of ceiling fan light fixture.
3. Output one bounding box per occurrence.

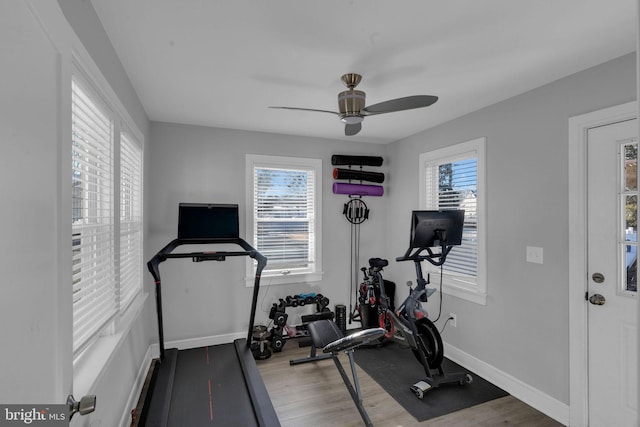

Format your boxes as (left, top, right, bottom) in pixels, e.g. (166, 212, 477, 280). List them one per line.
(341, 115, 364, 125)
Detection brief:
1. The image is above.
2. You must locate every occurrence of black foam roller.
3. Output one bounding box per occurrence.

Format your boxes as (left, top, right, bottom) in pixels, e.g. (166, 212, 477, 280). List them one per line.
(301, 312, 334, 323)
(331, 154, 384, 167)
(333, 168, 385, 183)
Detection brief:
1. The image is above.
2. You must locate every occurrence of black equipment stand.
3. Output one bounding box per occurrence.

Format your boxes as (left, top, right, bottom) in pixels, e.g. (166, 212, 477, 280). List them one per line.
(141, 237, 280, 426)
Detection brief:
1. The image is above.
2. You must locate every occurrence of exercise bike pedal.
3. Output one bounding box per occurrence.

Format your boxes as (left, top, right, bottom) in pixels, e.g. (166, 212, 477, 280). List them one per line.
(410, 380, 433, 399)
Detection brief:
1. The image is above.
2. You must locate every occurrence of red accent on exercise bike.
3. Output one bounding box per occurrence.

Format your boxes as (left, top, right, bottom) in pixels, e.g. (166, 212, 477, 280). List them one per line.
(379, 311, 396, 340)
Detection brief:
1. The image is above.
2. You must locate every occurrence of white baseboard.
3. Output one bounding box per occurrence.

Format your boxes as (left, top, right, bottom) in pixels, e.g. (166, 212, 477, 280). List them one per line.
(444, 343, 569, 426)
(149, 331, 247, 357)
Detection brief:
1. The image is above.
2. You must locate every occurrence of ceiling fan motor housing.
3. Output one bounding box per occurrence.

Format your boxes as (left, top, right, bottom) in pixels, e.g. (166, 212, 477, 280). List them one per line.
(338, 90, 365, 123)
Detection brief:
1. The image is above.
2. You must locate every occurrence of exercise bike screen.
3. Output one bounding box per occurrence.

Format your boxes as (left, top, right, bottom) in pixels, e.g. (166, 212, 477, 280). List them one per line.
(409, 210, 464, 249)
(177, 203, 240, 240)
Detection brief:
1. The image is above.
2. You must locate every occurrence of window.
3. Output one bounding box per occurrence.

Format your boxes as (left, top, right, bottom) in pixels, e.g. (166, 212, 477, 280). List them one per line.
(419, 137, 486, 304)
(246, 154, 322, 285)
(621, 140, 637, 293)
(72, 78, 116, 354)
(71, 73, 144, 357)
(119, 133, 144, 310)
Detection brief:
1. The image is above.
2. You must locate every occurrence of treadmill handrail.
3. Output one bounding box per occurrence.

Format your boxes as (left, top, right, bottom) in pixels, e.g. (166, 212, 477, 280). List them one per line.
(147, 237, 267, 361)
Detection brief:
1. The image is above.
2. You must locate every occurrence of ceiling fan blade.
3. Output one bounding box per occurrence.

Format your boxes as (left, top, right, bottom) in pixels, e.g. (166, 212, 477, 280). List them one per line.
(345, 122, 362, 136)
(269, 106, 340, 116)
(361, 95, 438, 116)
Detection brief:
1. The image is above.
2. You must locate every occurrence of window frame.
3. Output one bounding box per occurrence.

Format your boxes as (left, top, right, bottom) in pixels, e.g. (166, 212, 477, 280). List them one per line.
(419, 137, 487, 305)
(71, 56, 145, 364)
(245, 154, 323, 286)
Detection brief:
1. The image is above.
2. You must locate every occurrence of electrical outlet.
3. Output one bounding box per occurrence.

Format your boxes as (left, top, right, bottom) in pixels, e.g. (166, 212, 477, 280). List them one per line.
(449, 313, 457, 328)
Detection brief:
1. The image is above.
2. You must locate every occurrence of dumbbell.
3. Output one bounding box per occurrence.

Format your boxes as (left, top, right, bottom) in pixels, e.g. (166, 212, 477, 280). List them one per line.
(273, 311, 288, 327)
(271, 334, 285, 352)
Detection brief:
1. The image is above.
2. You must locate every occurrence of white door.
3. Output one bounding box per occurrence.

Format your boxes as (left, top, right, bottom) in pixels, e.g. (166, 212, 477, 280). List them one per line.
(587, 118, 638, 426)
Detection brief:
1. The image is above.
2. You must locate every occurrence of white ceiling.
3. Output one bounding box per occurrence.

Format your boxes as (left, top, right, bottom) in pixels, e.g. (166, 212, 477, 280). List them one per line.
(91, 0, 637, 144)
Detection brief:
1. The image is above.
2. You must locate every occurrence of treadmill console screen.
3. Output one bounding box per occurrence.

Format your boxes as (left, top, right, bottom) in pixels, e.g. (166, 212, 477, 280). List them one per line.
(178, 203, 239, 240)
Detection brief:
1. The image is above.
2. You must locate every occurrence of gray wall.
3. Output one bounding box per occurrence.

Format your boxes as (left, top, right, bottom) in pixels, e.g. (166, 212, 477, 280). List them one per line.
(383, 52, 636, 405)
(0, 1, 70, 405)
(148, 123, 389, 340)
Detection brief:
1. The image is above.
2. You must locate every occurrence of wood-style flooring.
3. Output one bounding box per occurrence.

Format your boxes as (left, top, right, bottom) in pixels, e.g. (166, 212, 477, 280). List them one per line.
(256, 338, 565, 427)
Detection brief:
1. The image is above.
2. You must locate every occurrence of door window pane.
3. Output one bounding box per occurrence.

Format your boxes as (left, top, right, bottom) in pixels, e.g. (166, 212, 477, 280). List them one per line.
(625, 245, 637, 292)
(624, 143, 637, 191)
(625, 195, 637, 242)
(621, 141, 637, 294)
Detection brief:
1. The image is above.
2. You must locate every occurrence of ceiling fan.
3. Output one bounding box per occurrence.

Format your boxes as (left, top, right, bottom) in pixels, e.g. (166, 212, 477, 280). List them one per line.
(269, 73, 438, 136)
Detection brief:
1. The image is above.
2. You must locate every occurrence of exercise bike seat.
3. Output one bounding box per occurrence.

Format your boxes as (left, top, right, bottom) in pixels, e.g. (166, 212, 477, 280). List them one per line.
(368, 257, 389, 268)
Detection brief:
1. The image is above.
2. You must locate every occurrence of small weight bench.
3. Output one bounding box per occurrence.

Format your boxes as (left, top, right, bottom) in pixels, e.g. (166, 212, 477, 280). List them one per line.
(290, 320, 384, 427)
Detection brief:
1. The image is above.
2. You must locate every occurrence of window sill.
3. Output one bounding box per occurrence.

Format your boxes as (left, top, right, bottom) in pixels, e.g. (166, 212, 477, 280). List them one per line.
(442, 282, 487, 305)
(73, 292, 147, 396)
(246, 271, 323, 287)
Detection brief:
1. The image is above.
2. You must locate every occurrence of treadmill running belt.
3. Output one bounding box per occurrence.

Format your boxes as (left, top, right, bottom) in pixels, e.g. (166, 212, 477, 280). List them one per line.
(168, 344, 258, 426)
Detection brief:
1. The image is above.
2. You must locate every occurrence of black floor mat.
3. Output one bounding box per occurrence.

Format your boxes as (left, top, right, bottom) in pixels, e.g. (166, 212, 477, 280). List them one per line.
(355, 342, 509, 422)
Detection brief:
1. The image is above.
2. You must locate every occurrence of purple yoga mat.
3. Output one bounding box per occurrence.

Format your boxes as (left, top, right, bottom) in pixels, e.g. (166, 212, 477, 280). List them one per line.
(332, 182, 384, 197)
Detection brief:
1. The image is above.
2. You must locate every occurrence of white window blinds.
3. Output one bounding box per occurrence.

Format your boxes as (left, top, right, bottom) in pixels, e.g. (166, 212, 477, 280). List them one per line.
(425, 156, 478, 278)
(71, 79, 116, 354)
(254, 166, 315, 272)
(119, 133, 143, 312)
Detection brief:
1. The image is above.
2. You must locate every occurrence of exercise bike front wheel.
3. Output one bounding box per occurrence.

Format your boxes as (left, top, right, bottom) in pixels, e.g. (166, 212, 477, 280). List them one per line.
(412, 318, 444, 369)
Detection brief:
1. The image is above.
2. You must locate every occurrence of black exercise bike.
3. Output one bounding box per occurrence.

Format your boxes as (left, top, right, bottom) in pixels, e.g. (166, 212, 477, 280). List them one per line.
(357, 210, 472, 398)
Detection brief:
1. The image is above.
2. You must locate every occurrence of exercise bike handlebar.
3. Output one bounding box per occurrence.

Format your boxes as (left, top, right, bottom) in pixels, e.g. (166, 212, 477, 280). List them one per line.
(395, 245, 454, 266)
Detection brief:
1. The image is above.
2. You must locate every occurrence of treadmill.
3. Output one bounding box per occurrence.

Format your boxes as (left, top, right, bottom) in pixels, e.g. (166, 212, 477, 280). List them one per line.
(139, 203, 280, 426)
